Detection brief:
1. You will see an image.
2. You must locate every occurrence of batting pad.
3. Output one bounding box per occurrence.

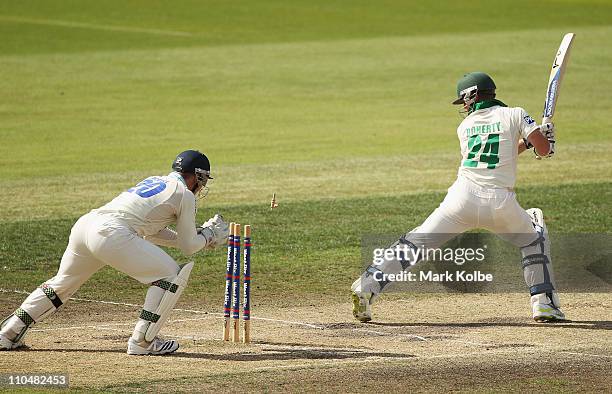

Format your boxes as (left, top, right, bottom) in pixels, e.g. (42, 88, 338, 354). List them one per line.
(521, 208, 559, 306)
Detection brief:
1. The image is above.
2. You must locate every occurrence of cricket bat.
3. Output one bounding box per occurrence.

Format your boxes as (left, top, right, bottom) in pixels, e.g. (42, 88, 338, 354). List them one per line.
(542, 33, 575, 125)
(535, 33, 575, 159)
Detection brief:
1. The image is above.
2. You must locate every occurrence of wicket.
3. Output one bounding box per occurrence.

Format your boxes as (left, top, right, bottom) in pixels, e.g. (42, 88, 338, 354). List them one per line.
(223, 223, 252, 343)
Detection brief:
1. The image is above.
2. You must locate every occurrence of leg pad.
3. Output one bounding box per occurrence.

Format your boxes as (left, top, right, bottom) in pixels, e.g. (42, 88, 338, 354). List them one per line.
(143, 262, 194, 342)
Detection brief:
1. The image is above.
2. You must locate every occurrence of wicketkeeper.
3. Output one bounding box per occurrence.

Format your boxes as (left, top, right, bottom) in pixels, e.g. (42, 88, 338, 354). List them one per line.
(1, 150, 229, 355)
(352, 72, 565, 323)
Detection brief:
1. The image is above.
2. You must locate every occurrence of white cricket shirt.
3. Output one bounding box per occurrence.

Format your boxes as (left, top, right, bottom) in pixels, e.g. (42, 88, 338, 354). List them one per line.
(92, 172, 206, 255)
(456, 105, 538, 189)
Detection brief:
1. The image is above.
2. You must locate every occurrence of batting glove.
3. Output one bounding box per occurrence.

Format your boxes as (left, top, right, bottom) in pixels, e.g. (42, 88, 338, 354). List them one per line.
(198, 214, 230, 249)
(535, 122, 555, 159)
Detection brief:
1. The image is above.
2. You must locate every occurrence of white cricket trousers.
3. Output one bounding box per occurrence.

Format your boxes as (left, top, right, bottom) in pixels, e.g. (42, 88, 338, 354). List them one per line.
(408, 176, 539, 249)
(1, 212, 180, 341)
(50, 211, 180, 297)
(354, 176, 548, 297)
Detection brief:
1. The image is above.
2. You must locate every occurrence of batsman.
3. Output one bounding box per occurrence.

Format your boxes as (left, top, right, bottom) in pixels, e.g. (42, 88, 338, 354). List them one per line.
(352, 72, 565, 323)
(0, 150, 230, 354)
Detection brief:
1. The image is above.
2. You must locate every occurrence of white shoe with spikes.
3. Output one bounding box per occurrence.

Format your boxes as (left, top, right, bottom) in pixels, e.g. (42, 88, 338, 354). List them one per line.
(127, 337, 179, 355)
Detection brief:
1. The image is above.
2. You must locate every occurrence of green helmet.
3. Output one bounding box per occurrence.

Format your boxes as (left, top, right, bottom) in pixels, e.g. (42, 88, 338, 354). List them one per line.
(452, 72, 496, 105)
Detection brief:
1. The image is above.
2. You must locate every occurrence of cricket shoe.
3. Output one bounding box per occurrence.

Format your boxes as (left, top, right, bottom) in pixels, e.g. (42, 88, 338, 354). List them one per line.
(0, 333, 24, 351)
(352, 292, 376, 323)
(532, 295, 566, 322)
(127, 337, 179, 355)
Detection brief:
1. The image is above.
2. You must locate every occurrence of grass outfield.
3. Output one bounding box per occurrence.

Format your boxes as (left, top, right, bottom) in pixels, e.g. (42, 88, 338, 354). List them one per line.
(1, 181, 610, 305)
(1, 1, 611, 304)
(1, 3, 611, 392)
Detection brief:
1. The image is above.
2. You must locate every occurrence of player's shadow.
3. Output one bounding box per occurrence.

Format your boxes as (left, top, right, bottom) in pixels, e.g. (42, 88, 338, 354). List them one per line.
(170, 343, 415, 361)
(367, 320, 612, 331)
(14, 344, 416, 361)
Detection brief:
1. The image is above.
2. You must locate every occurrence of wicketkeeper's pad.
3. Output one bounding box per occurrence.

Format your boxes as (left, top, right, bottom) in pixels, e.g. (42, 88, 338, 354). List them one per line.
(141, 262, 194, 342)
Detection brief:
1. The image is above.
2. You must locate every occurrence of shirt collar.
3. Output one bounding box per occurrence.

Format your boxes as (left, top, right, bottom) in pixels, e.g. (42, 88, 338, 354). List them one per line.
(168, 171, 187, 186)
(472, 99, 507, 112)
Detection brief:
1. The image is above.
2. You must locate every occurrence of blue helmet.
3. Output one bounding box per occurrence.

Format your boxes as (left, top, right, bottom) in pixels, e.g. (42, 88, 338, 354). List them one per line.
(172, 150, 213, 181)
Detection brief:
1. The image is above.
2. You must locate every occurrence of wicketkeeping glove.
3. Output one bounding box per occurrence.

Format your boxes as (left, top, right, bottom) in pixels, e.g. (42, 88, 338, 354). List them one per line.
(197, 214, 230, 249)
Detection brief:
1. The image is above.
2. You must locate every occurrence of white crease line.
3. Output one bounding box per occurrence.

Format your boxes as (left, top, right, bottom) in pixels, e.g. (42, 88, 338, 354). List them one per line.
(0, 288, 497, 342)
(451, 339, 496, 347)
(259, 344, 374, 352)
(7, 288, 612, 362)
(69, 296, 141, 308)
(353, 328, 427, 341)
(0, 288, 514, 345)
(31, 316, 213, 333)
(36, 324, 212, 342)
(1, 288, 30, 295)
(250, 316, 325, 330)
(172, 307, 326, 329)
(32, 324, 131, 333)
(352, 328, 490, 346)
(1, 288, 326, 331)
(560, 351, 612, 359)
(95, 326, 125, 333)
(0, 16, 194, 37)
(73, 296, 326, 329)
